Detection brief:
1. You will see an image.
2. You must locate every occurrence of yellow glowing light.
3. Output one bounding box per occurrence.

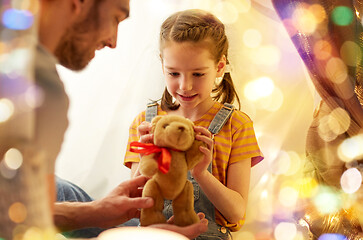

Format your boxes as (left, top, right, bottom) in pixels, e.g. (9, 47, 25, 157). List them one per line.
(313, 40, 332, 60)
(328, 107, 351, 135)
(228, 0, 251, 13)
(325, 57, 348, 84)
(235, 231, 255, 240)
(261, 190, 268, 199)
(20, 0, 40, 14)
(274, 222, 297, 240)
(259, 174, 269, 184)
(99, 227, 188, 240)
(309, 4, 327, 23)
(340, 41, 362, 67)
(284, 151, 302, 176)
(244, 77, 275, 101)
(340, 168, 362, 194)
(8, 202, 27, 223)
(318, 115, 338, 142)
(278, 186, 299, 208)
(4, 148, 23, 170)
(255, 87, 284, 112)
(22, 227, 57, 240)
(0, 98, 15, 123)
(292, 7, 318, 35)
(243, 29, 262, 48)
(298, 177, 318, 198)
(313, 186, 341, 214)
(252, 45, 281, 66)
(271, 151, 291, 175)
(213, 1, 239, 24)
(337, 134, 363, 162)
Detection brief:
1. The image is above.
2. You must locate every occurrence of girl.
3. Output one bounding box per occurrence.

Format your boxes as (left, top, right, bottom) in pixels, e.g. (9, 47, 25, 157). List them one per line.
(124, 9, 263, 240)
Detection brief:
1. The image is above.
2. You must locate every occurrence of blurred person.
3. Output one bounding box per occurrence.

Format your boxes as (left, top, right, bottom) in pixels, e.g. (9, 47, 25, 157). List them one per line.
(0, 0, 208, 239)
(272, 0, 363, 238)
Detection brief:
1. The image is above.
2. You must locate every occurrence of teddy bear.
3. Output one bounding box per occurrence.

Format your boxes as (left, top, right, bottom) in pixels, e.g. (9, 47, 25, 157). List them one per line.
(130, 115, 205, 226)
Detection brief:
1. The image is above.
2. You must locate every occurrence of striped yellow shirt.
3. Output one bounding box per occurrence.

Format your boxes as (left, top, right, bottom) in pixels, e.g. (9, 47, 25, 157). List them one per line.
(124, 101, 263, 231)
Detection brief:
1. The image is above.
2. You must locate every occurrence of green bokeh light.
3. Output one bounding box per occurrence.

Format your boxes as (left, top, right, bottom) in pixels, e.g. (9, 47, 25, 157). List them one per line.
(331, 6, 354, 26)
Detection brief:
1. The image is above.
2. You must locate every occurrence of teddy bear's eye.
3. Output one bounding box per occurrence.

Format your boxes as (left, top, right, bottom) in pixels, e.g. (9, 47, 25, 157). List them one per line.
(163, 123, 169, 129)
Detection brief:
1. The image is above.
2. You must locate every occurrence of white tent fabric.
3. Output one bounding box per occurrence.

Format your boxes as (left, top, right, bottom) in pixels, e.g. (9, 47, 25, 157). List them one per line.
(55, 0, 316, 234)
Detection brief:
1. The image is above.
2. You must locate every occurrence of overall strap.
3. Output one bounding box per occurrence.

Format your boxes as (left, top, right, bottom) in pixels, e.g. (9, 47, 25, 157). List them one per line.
(145, 101, 158, 123)
(208, 103, 234, 136)
(145, 101, 234, 135)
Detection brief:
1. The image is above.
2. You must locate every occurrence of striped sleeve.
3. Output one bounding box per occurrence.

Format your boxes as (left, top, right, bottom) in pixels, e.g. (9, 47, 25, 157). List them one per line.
(123, 111, 145, 168)
(230, 113, 263, 167)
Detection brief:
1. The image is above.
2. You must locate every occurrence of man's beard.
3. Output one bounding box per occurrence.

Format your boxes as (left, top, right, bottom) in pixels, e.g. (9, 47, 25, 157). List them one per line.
(54, 30, 94, 71)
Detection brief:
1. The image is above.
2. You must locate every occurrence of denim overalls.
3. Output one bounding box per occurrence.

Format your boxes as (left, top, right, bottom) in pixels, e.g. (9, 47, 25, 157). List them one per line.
(147, 102, 234, 240)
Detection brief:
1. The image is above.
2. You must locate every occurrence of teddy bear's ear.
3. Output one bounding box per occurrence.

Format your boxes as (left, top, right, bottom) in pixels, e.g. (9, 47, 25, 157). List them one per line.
(151, 116, 163, 133)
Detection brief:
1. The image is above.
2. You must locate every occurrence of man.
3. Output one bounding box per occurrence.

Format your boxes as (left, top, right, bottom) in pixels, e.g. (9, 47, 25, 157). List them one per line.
(0, 0, 207, 239)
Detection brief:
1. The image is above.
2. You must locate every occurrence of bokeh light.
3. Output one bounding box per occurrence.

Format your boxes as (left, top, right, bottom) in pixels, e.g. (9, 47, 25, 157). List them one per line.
(313, 40, 332, 60)
(284, 151, 302, 176)
(235, 231, 255, 240)
(340, 168, 362, 194)
(292, 6, 318, 35)
(244, 77, 275, 101)
(213, 1, 239, 25)
(8, 202, 27, 223)
(337, 134, 363, 162)
(228, 0, 251, 13)
(325, 57, 348, 84)
(298, 177, 318, 198)
(309, 4, 326, 24)
(278, 186, 299, 208)
(331, 6, 354, 26)
(251, 45, 281, 67)
(2, 8, 34, 30)
(25, 85, 45, 108)
(0, 98, 15, 123)
(328, 107, 351, 135)
(274, 222, 297, 240)
(243, 29, 262, 48)
(318, 115, 339, 142)
(0, 160, 17, 179)
(4, 148, 23, 170)
(271, 150, 291, 175)
(340, 41, 361, 67)
(318, 233, 347, 240)
(313, 186, 342, 214)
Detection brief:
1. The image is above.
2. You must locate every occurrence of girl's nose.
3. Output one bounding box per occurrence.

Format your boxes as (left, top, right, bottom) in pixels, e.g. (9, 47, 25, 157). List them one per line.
(179, 76, 192, 91)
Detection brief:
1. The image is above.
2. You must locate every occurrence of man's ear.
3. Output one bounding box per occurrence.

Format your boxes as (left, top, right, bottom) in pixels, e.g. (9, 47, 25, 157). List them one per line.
(216, 55, 226, 78)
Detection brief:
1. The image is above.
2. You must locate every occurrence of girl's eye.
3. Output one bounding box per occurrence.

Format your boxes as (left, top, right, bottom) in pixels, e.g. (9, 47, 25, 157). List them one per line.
(168, 72, 180, 77)
(193, 73, 205, 77)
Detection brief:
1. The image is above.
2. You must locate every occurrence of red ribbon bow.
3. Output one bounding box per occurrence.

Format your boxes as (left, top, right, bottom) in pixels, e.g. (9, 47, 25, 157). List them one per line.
(129, 141, 171, 174)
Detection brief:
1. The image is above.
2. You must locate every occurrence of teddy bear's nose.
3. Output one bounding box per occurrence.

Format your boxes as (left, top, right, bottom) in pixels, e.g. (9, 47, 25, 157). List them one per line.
(178, 126, 185, 132)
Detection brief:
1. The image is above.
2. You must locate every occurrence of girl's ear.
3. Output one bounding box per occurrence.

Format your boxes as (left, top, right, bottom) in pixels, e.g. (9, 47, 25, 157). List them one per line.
(216, 55, 227, 78)
(71, 0, 84, 16)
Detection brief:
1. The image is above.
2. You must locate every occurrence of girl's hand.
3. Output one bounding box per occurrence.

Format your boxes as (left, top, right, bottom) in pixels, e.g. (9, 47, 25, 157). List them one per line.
(191, 126, 214, 179)
(137, 121, 153, 143)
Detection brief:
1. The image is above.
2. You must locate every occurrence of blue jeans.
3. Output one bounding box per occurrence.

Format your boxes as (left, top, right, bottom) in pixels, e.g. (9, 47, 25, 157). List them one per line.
(56, 176, 107, 238)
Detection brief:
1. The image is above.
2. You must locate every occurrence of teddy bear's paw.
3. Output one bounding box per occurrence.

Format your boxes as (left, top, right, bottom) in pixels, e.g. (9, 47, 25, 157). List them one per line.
(140, 211, 166, 226)
(174, 211, 200, 226)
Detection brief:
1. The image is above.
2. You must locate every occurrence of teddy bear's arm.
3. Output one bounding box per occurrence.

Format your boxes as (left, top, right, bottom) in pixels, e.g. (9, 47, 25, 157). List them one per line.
(139, 153, 159, 177)
(185, 140, 206, 170)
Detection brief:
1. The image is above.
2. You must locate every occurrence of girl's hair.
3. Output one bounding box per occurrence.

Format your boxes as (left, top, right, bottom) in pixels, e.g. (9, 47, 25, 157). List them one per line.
(159, 9, 240, 110)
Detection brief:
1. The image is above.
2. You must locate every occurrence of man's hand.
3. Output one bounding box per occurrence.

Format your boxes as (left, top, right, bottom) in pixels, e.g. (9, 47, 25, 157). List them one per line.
(54, 176, 153, 231)
(91, 175, 154, 228)
(150, 212, 208, 239)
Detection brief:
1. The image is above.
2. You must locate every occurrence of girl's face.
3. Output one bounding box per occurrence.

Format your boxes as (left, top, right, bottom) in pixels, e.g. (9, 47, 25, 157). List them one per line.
(161, 41, 225, 112)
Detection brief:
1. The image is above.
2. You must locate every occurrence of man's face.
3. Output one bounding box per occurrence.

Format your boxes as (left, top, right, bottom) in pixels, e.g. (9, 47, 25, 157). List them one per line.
(55, 0, 130, 71)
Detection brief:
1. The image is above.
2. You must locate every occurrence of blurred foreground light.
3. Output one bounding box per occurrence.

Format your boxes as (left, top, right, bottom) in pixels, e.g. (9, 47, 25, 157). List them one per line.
(244, 77, 275, 101)
(2, 8, 34, 30)
(331, 6, 354, 26)
(340, 168, 362, 194)
(313, 186, 341, 214)
(98, 227, 188, 240)
(292, 6, 318, 35)
(326, 57, 348, 84)
(8, 202, 27, 223)
(313, 40, 332, 60)
(4, 148, 23, 170)
(243, 29, 262, 48)
(274, 222, 297, 240)
(252, 45, 281, 67)
(271, 150, 291, 175)
(0, 98, 15, 123)
(337, 134, 363, 162)
(318, 233, 347, 240)
(278, 186, 299, 208)
(340, 41, 361, 67)
(328, 107, 351, 135)
(298, 177, 318, 198)
(213, 1, 239, 24)
(309, 4, 326, 23)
